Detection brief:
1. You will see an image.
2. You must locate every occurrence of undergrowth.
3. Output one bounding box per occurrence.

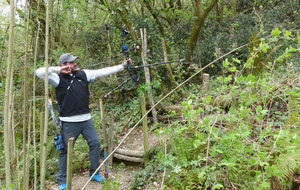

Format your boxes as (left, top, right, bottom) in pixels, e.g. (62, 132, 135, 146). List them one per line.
(131, 29, 300, 189)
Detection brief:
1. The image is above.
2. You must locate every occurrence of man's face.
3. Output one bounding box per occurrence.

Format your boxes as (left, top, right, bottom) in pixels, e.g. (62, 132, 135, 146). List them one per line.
(61, 62, 77, 74)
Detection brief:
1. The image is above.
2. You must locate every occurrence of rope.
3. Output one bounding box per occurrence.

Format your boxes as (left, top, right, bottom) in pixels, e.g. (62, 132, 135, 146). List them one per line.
(81, 42, 251, 189)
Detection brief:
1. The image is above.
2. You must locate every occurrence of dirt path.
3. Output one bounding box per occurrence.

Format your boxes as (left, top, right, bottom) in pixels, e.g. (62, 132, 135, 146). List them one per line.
(49, 164, 140, 190)
(48, 128, 159, 190)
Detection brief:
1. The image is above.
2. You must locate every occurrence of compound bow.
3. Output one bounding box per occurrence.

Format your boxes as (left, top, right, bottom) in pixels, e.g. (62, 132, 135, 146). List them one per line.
(102, 24, 184, 98)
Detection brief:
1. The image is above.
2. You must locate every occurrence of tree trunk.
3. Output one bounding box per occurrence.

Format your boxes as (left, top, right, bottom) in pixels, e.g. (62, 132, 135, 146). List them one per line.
(32, 4, 41, 189)
(143, 0, 176, 87)
(3, 0, 15, 186)
(40, 0, 51, 189)
(23, 1, 30, 188)
(188, 0, 219, 62)
(99, 0, 138, 43)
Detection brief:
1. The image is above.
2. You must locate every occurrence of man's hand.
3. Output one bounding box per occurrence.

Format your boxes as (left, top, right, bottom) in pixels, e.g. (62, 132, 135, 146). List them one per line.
(60, 62, 77, 74)
(122, 58, 132, 69)
(60, 65, 73, 74)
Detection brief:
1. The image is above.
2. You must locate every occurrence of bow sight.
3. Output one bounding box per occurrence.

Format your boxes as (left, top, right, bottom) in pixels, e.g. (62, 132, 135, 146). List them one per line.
(101, 24, 185, 98)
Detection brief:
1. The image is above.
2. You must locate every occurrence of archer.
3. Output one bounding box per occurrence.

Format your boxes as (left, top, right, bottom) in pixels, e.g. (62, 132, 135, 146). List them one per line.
(35, 53, 130, 190)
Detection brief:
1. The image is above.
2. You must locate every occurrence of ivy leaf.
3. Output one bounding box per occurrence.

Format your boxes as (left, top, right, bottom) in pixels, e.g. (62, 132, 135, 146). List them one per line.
(271, 28, 281, 37)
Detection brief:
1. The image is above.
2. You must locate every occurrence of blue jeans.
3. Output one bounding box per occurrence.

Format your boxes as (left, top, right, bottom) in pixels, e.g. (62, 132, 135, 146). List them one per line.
(56, 119, 100, 185)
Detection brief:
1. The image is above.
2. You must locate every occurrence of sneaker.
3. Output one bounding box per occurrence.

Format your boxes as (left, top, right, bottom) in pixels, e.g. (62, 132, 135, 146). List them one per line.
(91, 173, 104, 183)
(59, 183, 67, 190)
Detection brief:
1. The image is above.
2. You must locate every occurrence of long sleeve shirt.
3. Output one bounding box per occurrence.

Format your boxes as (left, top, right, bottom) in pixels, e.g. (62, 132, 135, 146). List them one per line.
(35, 65, 124, 122)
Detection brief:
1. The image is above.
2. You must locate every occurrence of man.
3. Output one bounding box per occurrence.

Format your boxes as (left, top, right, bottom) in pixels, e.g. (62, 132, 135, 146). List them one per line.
(35, 53, 129, 190)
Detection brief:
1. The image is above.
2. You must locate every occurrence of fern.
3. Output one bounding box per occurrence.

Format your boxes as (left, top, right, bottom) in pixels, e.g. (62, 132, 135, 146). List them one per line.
(274, 151, 300, 188)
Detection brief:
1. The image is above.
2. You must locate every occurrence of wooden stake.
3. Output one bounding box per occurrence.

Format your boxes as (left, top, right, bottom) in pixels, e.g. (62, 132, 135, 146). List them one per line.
(66, 137, 75, 190)
(140, 28, 158, 123)
(100, 100, 108, 146)
(203, 73, 210, 95)
(100, 99, 109, 176)
(108, 112, 114, 165)
(141, 93, 149, 156)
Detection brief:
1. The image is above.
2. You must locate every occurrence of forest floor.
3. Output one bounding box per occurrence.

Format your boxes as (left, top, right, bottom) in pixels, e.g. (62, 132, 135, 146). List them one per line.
(48, 128, 159, 190)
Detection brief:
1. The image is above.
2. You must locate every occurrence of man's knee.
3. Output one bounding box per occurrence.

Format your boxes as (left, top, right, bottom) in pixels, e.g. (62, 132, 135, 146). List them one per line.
(88, 139, 100, 148)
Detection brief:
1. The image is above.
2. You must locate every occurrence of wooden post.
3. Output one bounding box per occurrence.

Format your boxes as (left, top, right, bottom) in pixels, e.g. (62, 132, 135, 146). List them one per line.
(100, 99, 109, 177)
(66, 137, 75, 190)
(108, 112, 114, 165)
(140, 28, 158, 123)
(100, 99, 108, 146)
(141, 93, 149, 157)
(202, 73, 210, 95)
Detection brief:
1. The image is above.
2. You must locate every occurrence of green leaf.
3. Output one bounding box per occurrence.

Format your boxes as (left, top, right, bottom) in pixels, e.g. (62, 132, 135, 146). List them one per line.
(283, 30, 292, 40)
(193, 139, 202, 148)
(212, 184, 224, 189)
(260, 182, 271, 188)
(261, 43, 270, 53)
(232, 57, 241, 63)
(229, 66, 237, 72)
(271, 28, 281, 37)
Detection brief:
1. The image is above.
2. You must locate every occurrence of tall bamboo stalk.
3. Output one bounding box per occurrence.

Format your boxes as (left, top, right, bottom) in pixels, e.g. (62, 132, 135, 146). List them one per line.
(3, 0, 15, 186)
(33, 0, 41, 188)
(40, 0, 51, 188)
(24, 103, 32, 190)
(23, 0, 30, 188)
(33, 28, 40, 190)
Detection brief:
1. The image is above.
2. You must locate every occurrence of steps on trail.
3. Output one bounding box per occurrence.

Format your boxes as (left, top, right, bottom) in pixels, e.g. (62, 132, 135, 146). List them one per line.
(113, 129, 158, 163)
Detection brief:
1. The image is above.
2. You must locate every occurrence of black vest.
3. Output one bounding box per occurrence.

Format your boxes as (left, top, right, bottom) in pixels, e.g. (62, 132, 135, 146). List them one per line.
(55, 70, 90, 117)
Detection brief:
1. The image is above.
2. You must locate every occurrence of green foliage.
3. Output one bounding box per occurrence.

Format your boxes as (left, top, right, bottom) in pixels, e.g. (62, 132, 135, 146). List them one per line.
(0, 0, 300, 189)
(131, 32, 300, 189)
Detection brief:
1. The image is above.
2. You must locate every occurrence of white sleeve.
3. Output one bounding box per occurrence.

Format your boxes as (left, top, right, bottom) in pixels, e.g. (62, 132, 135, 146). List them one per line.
(35, 67, 61, 87)
(84, 64, 124, 82)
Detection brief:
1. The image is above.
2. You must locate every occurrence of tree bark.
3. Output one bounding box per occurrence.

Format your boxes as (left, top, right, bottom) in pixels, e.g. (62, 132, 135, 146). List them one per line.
(99, 0, 138, 43)
(3, 0, 15, 186)
(188, 0, 219, 62)
(23, 1, 30, 188)
(143, 0, 176, 87)
(40, 0, 51, 189)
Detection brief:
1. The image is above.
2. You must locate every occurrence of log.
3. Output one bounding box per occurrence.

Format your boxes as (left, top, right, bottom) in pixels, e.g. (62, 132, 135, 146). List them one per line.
(114, 153, 144, 163)
(158, 115, 183, 122)
(115, 148, 144, 157)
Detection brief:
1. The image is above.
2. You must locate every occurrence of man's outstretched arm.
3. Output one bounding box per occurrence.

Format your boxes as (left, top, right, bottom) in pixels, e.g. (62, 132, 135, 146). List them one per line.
(35, 67, 61, 87)
(84, 58, 132, 82)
